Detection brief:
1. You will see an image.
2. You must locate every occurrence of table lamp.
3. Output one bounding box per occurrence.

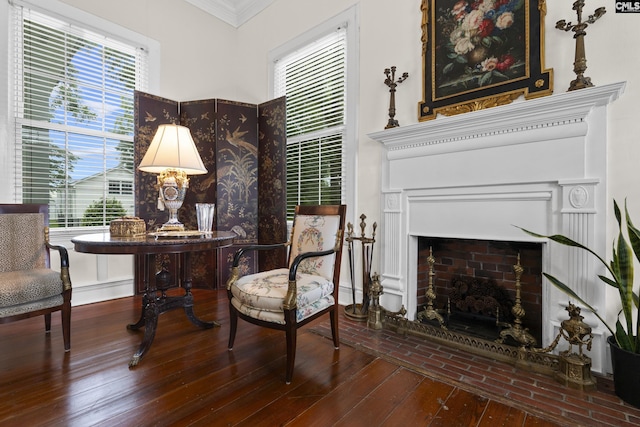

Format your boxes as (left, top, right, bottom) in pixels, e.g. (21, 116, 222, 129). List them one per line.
(138, 124, 207, 231)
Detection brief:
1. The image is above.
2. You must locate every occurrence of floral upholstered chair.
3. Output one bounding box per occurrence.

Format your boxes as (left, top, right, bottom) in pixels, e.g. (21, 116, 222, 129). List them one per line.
(0, 204, 72, 351)
(226, 204, 346, 383)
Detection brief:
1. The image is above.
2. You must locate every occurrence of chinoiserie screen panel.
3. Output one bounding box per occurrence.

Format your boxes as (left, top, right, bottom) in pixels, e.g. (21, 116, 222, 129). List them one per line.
(133, 91, 286, 292)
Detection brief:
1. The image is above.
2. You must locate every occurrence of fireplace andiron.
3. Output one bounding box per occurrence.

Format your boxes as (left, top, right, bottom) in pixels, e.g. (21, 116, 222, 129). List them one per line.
(496, 254, 537, 348)
(532, 303, 596, 391)
(367, 273, 384, 329)
(344, 214, 377, 321)
(417, 247, 446, 329)
(383, 66, 408, 129)
(556, 1, 606, 91)
(367, 272, 407, 330)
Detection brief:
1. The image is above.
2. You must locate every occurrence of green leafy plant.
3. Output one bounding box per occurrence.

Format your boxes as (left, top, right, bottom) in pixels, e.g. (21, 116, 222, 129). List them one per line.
(82, 197, 127, 227)
(520, 199, 640, 354)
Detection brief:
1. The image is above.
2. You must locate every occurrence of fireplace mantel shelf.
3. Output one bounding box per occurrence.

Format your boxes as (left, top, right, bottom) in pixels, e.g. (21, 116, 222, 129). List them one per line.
(368, 82, 625, 158)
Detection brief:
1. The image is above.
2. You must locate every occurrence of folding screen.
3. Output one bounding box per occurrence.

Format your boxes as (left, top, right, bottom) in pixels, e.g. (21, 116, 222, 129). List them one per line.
(133, 91, 286, 292)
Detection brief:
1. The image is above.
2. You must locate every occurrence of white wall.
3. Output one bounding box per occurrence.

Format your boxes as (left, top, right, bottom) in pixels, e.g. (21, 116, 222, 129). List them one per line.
(234, 0, 640, 226)
(7, 0, 640, 308)
(59, 0, 240, 102)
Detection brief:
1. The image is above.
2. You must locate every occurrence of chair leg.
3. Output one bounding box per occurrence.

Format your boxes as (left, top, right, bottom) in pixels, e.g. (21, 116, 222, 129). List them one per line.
(44, 313, 52, 333)
(284, 309, 297, 384)
(285, 326, 297, 384)
(330, 308, 339, 349)
(62, 304, 71, 352)
(228, 301, 238, 350)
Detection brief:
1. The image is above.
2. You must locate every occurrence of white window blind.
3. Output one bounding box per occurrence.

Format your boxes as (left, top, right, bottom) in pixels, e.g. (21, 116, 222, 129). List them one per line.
(274, 28, 347, 219)
(11, 4, 148, 228)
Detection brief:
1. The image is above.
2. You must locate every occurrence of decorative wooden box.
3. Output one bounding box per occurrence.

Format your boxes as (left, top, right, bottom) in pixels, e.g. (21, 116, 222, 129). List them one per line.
(110, 217, 146, 237)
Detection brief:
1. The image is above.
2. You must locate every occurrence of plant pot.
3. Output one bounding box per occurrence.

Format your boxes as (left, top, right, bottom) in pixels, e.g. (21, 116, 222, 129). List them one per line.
(608, 335, 640, 408)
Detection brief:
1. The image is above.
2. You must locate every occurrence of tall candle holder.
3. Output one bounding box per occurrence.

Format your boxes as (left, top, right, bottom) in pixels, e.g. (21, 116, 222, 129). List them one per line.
(556, 1, 606, 91)
(383, 66, 408, 129)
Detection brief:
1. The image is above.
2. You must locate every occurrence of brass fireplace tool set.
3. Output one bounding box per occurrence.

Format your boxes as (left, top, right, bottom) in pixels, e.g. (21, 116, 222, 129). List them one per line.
(344, 214, 377, 321)
(343, 213, 406, 327)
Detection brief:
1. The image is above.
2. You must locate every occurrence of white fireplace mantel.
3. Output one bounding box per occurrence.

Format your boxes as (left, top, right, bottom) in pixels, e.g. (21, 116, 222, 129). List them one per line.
(368, 82, 625, 374)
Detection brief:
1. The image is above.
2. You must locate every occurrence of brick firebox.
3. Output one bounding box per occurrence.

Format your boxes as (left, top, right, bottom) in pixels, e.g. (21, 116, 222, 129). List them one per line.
(417, 237, 543, 344)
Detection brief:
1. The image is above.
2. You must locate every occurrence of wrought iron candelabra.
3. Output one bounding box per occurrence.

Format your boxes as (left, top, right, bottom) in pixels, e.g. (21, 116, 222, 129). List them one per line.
(556, 1, 606, 91)
(383, 66, 408, 129)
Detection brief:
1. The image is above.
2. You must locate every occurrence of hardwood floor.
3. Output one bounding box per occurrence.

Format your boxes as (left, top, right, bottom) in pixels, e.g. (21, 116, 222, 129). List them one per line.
(1, 289, 567, 426)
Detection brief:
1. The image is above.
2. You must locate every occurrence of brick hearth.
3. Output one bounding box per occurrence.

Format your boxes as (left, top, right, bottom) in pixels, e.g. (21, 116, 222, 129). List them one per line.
(312, 313, 640, 427)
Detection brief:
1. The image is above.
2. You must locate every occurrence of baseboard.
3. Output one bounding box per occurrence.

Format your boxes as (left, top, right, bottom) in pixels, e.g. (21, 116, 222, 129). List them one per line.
(71, 279, 134, 306)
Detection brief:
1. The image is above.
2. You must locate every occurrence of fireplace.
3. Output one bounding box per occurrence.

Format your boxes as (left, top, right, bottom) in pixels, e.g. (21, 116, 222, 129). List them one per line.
(417, 237, 543, 345)
(368, 82, 625, 374)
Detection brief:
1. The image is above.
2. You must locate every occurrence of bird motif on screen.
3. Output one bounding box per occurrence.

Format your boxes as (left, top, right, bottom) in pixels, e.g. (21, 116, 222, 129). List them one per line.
(226, 127, 257, 156)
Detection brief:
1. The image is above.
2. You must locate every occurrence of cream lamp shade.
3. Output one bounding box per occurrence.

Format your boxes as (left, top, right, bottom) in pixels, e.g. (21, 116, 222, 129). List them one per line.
(138, 124, 207, 175)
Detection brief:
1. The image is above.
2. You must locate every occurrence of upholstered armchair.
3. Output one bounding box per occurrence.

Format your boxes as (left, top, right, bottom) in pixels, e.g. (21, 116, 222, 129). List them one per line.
(0, 204, 72, 351)
(226, 204, 346, 383)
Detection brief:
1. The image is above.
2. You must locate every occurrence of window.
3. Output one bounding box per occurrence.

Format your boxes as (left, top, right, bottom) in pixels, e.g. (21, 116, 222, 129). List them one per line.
(271, 7, 358, 220)
(10, 2, 149, 228)
(108, 180, 133, 195)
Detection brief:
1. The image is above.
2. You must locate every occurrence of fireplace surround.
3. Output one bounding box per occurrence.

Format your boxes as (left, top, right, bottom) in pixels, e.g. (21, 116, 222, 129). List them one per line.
(368, 82, 625, 374)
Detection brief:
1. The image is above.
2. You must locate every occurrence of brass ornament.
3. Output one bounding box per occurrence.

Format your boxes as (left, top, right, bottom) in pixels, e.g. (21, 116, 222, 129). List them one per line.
(109, 216, 147, 237)
(383, 66, 409, 129)
(367, 273, 384, 330)
(556, 1, 606, 91)
(496, 254, 537, 348)
(438, 92, 521, 117)
(554, 303, 597, 390)
(417, 247, 446, 328)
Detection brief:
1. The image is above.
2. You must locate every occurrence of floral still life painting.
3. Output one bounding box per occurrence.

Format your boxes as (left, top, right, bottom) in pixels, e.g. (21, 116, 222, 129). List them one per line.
(436, 0, 525, 98)
(419, 0, 552, 121)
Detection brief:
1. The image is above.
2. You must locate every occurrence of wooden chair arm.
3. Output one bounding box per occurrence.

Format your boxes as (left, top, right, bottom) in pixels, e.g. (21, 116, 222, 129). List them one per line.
(45, 241, 70, 269)
(44, 229, 72, 291)
(226, 242, 289, 290)
(230, 242, 289, 268)
(283, 247, 336, 310)
(44, 227, 70, 269)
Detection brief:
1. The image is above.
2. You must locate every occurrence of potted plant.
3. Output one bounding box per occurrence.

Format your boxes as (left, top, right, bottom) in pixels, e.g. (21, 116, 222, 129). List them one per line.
(521, 199, 640, 408)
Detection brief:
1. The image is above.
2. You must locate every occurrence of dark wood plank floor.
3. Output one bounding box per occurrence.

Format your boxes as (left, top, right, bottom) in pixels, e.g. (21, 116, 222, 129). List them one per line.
(0, 289, 565, 426)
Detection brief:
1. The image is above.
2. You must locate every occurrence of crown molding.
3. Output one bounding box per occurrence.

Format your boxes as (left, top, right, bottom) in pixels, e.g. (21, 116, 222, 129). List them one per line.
(184, 0, 273, 28)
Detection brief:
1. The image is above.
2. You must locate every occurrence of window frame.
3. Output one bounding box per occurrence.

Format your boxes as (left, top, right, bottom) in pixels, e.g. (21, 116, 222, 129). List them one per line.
(268, 5, 359, 222)
(3, 0, 160, 241)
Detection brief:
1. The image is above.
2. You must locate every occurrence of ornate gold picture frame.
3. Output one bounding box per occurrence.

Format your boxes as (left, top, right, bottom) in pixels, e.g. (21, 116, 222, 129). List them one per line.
(419, 0, 553, 121)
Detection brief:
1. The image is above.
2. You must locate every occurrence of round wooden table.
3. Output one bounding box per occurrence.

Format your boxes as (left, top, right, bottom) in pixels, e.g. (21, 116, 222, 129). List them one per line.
(72, 231, 235, 367)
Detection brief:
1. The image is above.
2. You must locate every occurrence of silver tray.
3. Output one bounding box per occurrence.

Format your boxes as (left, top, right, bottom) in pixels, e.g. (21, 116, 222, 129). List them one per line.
(148, 230, 207, 239)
